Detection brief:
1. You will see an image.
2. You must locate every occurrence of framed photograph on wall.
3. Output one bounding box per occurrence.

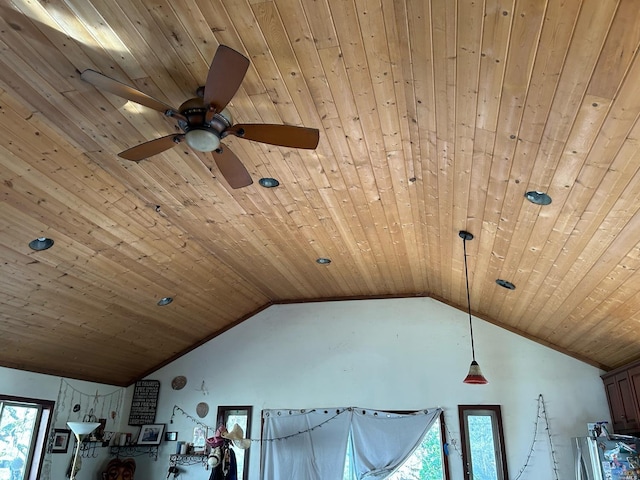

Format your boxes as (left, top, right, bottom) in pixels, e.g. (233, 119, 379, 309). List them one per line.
(51, 429, 71, 453)
(137, 424, 165, 445)
(165, 431, 178, 441)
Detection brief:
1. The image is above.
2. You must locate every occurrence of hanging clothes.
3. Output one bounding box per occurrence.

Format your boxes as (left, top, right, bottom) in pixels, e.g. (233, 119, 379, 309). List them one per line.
(209, 442, 237, 480)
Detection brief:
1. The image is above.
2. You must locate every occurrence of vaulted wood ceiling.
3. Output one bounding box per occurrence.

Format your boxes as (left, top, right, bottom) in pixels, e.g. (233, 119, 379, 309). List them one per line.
(1, 0, 640, 386)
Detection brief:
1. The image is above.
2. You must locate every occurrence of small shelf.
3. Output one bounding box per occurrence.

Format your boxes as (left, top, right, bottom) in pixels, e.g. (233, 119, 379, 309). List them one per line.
(109, 445, 159, 461)
(169, 453, 209, 468)
(79, 440, 109, 458)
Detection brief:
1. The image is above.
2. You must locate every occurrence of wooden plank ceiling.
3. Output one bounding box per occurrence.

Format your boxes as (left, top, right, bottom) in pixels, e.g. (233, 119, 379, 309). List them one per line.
(1, 0, 640, 386)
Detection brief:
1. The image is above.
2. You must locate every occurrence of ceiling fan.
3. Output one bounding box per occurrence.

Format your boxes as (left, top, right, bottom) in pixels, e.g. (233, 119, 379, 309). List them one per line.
(80, 45, 320, 188)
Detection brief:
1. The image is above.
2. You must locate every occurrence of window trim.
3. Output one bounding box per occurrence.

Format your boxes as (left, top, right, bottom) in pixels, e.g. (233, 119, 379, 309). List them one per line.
(438, 412, 452, 480)
(0, 394, 55, 480)
(458, 404, 508, 480)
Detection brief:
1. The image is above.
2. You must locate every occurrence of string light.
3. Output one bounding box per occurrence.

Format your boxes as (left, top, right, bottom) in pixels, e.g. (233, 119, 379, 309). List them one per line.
(513, 394, 559, 480)
(43, 380, 126, 479)
(171, 405, 434, 444)
(443, 422, 463, 459)
(171, 404, 349, 443)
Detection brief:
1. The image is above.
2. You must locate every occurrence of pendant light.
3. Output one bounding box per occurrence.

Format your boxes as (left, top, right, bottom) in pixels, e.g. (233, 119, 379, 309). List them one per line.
(459, 230, 488, 385)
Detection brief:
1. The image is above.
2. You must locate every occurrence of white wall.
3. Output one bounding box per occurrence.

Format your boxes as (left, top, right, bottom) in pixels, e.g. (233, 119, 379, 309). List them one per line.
(1, 297, 611, 479)
(135, 297, 611, 480)
(0, 366, 131, 480)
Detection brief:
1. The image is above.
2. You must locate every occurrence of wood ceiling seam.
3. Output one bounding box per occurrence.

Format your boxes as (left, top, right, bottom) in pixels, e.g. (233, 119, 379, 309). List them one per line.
(483, 0, 582, 319)
(473, 0, 547, 317)
(327, 0, 409, 291)
(383, 0, 431, 293)
(513, 40, 640, 334)
(405, 0, 441, 294)
(245, 2, 366, 292)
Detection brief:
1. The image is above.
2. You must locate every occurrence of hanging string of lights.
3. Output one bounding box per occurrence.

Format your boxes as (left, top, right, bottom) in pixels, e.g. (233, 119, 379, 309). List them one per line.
(443, 422, 463, 459)
(438, 398, 560, 479)
(170, 405, 212, 430)
(172, 405, 433, 443)
(175, 401, 559, 477)
(41, 379, 126, 480)
(171, 404, 348, 442)
(513, 394, 559, 480)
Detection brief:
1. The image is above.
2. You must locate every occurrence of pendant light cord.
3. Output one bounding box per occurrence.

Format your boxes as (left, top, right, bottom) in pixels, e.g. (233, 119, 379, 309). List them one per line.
(463, 236, 476, 362)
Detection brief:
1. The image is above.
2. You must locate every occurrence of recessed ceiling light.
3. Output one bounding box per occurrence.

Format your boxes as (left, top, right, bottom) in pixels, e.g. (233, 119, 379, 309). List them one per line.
(259, 178, 280, 188)
(157, 297, 173, 306)
(496, 279, 516, 290)
(316, 258, 331, 265)
(525, 191, 552, 205)
(28, 237, 54, 251)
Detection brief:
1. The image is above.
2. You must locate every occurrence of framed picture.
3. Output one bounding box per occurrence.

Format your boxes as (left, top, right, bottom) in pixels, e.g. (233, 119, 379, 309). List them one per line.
(192, 425, 206, 452)
(52, 429, 71, 453)
(137, 424, 165, 445)
(165, 431, 178, 441)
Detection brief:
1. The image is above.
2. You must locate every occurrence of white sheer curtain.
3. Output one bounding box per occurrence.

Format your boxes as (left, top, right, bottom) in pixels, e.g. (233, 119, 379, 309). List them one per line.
(348, 408, 442, 479)
(261, 407, 442, 480)
(261, 408, 352, 480)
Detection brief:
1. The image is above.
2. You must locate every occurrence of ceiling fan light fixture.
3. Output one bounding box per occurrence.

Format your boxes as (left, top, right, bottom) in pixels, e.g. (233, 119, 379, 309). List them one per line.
(185, 128, 221, 152)
(259, 177, 280, 188)
(218, 107, 232, 125)
(157, 297, 173, 306)
(525, 190, 552, 205)
(29, 237, 54, 251)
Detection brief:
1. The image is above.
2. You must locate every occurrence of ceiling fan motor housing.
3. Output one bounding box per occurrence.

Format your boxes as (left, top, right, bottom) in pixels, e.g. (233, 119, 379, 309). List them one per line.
(178, 98, 233, 152)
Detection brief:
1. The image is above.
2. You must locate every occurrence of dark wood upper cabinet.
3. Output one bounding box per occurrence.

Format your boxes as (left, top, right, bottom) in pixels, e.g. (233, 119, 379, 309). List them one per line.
(602, 362, 640, 434)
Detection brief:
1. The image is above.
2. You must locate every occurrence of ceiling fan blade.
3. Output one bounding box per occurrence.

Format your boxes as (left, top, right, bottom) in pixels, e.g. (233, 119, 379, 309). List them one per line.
(212, 144, 253, 189)
(228, 124, 320, 149)
(81, 69, 175, 113)
(118, 134, 183, 161)
(203, 46, 250, 112)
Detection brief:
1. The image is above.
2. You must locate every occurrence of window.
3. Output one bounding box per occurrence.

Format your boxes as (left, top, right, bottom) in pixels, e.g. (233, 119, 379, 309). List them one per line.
(344, 412, 450, 480)
(0, 395, 54, 480)
(217, 405, 252, 480)
(458, 405, 508, 480)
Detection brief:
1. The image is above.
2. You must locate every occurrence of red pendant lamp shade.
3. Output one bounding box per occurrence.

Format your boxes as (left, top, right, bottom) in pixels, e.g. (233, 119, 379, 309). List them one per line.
(463, 360, 488, 385)
(460, 231, 488, 385)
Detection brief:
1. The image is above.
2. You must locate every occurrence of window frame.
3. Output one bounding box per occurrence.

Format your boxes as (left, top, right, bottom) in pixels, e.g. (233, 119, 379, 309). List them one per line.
(458, 404, 508, 480)
(438, 412, 452, 480)
(0, 394, 55, 480)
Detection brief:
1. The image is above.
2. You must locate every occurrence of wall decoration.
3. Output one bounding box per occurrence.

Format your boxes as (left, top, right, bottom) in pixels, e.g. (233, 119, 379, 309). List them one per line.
(193, 425, 207, 451)
(196, 402, 209, 418)
(196, 380, 209, 395)
(128, 380, 160, 425)
(171, 376, 187, 390)
(51, 429, 71, 453)
(42, 379, 126, 478)
(102, 458, 136, 480)
(137, 424, 165, 445)
(165, 431, 178, 441)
